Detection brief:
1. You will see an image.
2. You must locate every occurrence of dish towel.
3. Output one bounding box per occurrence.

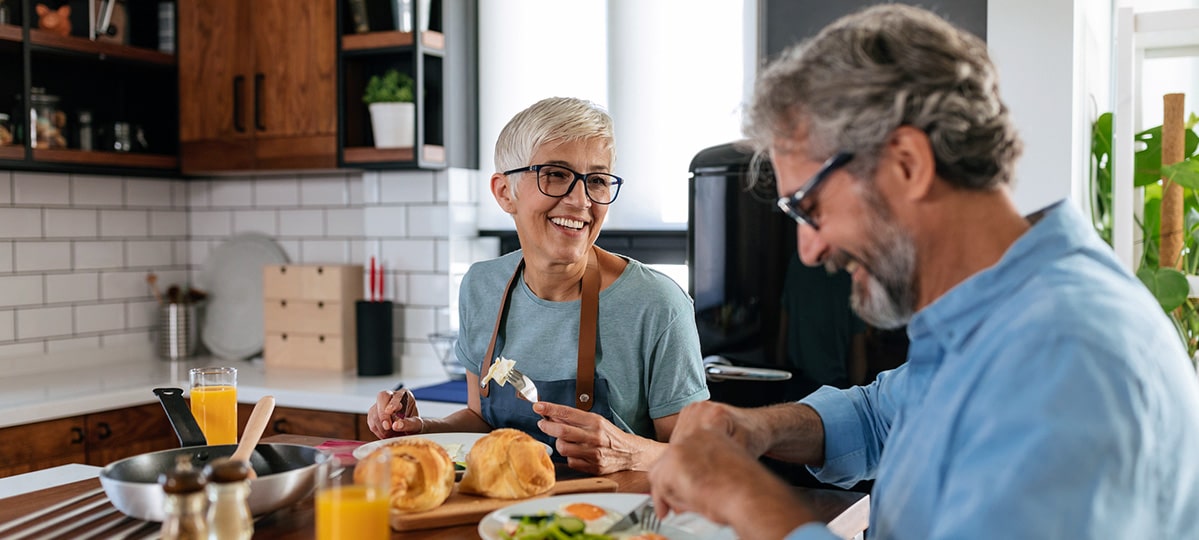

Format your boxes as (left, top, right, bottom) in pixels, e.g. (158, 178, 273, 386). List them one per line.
(410, 380, 468, 404)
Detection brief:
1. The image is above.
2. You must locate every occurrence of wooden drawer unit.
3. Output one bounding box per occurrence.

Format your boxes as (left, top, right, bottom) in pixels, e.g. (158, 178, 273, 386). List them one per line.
(262, 264, 363, 371)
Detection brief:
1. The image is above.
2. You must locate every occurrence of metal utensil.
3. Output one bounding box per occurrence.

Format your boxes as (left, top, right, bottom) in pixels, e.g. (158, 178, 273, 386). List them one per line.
(601, 496, 654, 534)
(503, 368, 539, 402)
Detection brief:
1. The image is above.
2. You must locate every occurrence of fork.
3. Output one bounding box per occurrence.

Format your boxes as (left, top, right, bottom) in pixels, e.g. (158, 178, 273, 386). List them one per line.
(639, 499, 661, 534)
(503, 368, 540, 402)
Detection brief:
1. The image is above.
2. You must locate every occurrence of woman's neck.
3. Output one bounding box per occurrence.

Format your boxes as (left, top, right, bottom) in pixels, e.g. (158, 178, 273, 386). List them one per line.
(523, 257, 589, 302)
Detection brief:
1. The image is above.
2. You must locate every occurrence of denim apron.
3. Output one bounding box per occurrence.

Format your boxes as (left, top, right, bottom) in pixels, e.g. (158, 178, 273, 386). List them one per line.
(478, 246, 616, 457)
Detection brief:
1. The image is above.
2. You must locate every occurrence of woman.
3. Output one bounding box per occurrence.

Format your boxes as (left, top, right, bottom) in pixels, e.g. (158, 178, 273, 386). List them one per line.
(367, 97, 708, 474)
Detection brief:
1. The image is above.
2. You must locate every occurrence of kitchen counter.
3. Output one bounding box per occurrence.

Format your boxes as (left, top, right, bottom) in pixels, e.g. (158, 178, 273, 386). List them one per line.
(0, 346, 463, 429)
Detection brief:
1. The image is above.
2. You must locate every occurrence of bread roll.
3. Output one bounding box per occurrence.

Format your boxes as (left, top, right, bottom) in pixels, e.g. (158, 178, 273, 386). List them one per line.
(355, 437, 455, 512)
(459, 428, 555, 499)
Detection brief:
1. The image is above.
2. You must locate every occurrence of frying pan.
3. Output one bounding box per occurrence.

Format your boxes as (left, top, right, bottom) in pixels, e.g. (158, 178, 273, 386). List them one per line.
(98, 388, 330, 522)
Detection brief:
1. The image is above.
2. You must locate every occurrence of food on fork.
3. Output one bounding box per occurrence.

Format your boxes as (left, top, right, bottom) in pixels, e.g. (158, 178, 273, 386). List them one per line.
(482, 356, 517, 386)
(459, 428, 555, 499)
(355, 437, 455, 512)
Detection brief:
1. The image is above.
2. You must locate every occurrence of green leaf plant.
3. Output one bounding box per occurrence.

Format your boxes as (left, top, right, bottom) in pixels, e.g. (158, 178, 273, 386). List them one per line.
(362, 69, 415, 105)
(1091, 111, 1199, 361)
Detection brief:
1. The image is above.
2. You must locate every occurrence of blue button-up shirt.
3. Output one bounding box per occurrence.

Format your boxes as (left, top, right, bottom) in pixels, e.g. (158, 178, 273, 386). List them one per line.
(788, 201, 1199, 539)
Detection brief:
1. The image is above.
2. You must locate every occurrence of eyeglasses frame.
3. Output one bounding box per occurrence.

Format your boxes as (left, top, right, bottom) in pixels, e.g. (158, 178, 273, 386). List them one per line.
(502, 164, 624, 205)
(775, 152, 855, 230)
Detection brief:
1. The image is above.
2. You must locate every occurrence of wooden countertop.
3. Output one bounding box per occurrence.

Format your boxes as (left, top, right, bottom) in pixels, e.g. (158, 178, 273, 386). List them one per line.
(0, 434, 866, 539)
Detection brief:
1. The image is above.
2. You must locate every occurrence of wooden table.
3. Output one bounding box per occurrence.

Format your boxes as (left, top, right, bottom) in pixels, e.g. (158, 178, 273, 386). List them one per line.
(0, 434, 866, 539)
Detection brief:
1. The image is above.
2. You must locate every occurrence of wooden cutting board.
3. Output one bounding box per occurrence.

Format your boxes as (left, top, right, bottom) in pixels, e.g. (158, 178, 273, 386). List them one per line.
(390, 477, 620, 531)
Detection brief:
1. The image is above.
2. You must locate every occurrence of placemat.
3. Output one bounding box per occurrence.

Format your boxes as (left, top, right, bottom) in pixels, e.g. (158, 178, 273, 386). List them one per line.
(411, 380, 468, 404)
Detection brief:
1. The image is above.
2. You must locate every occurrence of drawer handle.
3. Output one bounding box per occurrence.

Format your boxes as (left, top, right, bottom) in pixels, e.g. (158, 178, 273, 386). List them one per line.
(273, 419, 290, 434)
(70, 426, 84, 445)
(96, 422, 112, 440)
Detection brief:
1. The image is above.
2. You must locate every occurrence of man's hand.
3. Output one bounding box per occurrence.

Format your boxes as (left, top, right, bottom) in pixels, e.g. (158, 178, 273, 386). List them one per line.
(669, 400, 773, 456)
(533, 401, 664, 474)
(366, 388, 421, 439)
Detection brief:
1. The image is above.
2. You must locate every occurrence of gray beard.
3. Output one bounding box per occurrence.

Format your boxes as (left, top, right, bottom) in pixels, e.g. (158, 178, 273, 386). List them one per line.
(849, 214, 918, 330)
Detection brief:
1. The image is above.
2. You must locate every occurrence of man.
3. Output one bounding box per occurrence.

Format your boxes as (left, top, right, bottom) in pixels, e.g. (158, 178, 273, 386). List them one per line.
(648, 5, 1199, 539)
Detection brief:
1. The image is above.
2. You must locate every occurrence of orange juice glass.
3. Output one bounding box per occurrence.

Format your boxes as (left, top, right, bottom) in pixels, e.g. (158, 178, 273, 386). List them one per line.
(316, 453, 391, 540)
(189, 367, 238, 445)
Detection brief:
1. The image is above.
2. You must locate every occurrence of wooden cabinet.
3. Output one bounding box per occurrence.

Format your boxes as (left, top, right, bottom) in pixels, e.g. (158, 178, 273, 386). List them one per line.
(237, 404, 362, 441)
(177, 0, 337, 173)
(0, 403, 176, 479)
(0, 0, 179, 175)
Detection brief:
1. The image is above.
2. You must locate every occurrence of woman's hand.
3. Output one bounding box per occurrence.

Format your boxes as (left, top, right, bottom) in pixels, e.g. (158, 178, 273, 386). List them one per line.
(366, 388, 422, 439)
(533, 401, 665, 475)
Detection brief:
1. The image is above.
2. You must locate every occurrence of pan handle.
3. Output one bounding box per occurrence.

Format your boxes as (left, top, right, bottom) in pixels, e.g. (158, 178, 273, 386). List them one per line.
(154, 387, 208, 448)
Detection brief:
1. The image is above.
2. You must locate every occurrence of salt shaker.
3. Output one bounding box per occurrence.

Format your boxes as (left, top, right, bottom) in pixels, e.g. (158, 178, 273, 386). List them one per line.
(159, 454, 209, 540)
(203, 457, 253, 540)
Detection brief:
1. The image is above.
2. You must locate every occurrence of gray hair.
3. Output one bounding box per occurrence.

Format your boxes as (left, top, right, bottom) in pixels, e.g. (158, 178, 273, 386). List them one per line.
(746, 4, 1022, 190)
(493, 97, 616, 174)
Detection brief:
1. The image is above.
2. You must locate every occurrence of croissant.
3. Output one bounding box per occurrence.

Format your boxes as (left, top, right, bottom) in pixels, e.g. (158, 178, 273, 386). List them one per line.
(355, 437, 455, 512)
(458, 428, 555, 499)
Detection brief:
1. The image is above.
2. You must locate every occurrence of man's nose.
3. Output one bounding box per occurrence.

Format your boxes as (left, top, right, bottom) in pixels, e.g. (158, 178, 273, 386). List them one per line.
(797, 223, 828, 267)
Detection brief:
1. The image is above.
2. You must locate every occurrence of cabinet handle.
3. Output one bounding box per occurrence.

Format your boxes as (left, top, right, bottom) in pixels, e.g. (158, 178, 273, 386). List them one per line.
(233, 75, 246, 133)
(96, 422, 112, 440)
(254, 73, 265, 131)
(70, 427, 84, 445)
(272, 419, 290, 434)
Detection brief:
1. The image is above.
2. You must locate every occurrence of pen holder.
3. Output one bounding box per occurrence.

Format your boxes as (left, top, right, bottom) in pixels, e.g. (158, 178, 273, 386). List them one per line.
(356, 300, 394, 376)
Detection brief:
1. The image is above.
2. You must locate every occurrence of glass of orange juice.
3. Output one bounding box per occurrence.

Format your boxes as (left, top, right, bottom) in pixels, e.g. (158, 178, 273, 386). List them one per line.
(189, 367, 238, 445)
(316, 451, 391, 540)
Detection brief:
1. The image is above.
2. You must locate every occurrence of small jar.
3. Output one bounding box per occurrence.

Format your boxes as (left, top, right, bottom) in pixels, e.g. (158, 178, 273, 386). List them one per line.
(159, 455, 209, 540)
(77, 110, 93, 151)
(203, 458, 254, 540)
(30, 87, 66, 149)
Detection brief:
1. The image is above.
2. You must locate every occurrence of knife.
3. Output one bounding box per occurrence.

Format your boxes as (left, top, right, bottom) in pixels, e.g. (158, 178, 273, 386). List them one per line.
(600, 497, 651, 534)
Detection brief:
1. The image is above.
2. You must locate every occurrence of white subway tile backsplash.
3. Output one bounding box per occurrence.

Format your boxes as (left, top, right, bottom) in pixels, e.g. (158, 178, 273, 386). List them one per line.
(0, 242, 12, 273)
(72, 175, 124, 206)
(349, 241, 365, 267)
(407, 273, 449, 306)
(0, 342, 46, 359)
(127, 240, 174, 267)
(435, 239, 450, 273)
(299, 175, 348, 206)
(17, 306, 73, 339)
(362, 171, 381, 204)
(253, 178, 300, 207)
(401, 305, 437, 342)
(408, 206, 450, 238)
(0, 208, 44, 238)
(126, 300, 159, 329)
(76, 303, 126, 333)
(379, 170, 436, 203)
(189, 240, 213, 269)
(381, 240, 436, 272)
(0, 276, 41, 307)
(364, 206, 407, 237)
(387, 271, 407, 304)
(100, 210, 148, 237)
(47, 336, 102, 353)
(233, 210, 277, 235)
(45, 273, 99, 303)
(190, 210, 232, 237)
(0, 171, 11, 204)
(347, 177, 364, 205)
(14, 172, 71, 205)
(101, 271, 151, 301)
(173, 240, 190, 266)
(44, 208, 98, 238)
(172, 180, 189, 208)
(278, 240, 301, 263)
(210, 181, 254, 207)
(326, 208, 364, 236)
(124, 178, 173, 207)
(300, 240, 348, 263)
(75, 241, 125, 270)
(0, 309, 16, 341)
(188, 181, 211, 208)
(446, 168, 477, 204)
(150, 210, 188, 237)
(15, 241, 71, 272)
(278, 209, 324, 236)
(101, 330, 151, 347)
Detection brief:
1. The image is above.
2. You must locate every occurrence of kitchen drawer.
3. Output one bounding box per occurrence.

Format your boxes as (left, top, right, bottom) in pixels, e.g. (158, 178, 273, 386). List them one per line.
(263, 299, 351, 334)
(264, 332, 354, 372)
(263, 265, 363, 301)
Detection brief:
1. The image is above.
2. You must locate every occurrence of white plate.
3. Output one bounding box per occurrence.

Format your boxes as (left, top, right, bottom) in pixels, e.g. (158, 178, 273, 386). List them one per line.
(354, 432, 553, 481)
(478, 493, 736, 540)
(198, 233, 288, 360)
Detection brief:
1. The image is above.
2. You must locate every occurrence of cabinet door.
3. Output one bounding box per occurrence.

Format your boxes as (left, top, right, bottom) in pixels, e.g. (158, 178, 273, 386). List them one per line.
(85, 403, 179, 467)
(0, 417, 88, 478)
(239, 404, 357, 440)
(177, 0, 255, 172)
(252, 0, 338, 169)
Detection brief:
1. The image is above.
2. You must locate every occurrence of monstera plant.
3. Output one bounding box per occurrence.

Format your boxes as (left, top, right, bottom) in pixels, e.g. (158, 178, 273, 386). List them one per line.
(1091, 110, 1199, 360)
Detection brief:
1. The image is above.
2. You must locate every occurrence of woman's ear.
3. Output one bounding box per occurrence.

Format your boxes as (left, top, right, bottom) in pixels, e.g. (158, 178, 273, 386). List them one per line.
(491, 173, 517, 214)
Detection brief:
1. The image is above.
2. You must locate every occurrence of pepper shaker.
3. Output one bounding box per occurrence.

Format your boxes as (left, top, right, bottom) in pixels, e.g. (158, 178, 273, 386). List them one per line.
(159, 455, 209, 540)
(203, 457, 254, 540)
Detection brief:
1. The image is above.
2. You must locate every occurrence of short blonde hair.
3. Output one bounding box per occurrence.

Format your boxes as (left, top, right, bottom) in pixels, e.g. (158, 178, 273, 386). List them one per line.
(493, 97, 616, 174)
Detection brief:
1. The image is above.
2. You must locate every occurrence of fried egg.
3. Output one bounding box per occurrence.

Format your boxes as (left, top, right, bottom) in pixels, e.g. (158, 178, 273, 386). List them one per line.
(558, 502, 620, 534)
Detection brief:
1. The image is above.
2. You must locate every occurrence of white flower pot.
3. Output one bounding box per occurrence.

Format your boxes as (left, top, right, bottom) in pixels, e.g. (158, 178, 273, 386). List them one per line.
(368, 102, 415, 148)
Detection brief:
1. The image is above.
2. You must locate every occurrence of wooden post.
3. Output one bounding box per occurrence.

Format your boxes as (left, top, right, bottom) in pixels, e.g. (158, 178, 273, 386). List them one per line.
(1161, 93, 1186, 269)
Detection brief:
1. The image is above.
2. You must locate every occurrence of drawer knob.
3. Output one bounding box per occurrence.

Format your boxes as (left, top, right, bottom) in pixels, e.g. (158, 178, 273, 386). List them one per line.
(280, 300, 287, 307)
(281, 333, 288, 341)
(319, 335, 326, 343)
(317, 301, 324, 308)
(280, 266, 287, 274)
(317, 266, 324, 274)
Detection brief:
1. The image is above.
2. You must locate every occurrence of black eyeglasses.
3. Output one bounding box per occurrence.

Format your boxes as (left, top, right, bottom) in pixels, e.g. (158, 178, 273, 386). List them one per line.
(776, 152, 854, 230)
(502, 164, 624, 205)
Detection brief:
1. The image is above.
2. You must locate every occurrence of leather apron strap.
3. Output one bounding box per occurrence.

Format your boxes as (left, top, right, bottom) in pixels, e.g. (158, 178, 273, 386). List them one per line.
(479, 247, 601, 413)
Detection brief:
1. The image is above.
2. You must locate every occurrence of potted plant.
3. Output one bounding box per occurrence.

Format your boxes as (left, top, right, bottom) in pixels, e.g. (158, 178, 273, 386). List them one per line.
(362, 69, 416, 148)
(1091, 106, 1199, 362)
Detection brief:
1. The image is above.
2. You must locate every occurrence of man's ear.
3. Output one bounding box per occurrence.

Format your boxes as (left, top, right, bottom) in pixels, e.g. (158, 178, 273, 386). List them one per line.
(490, 173, 517, 214)
(885, 125, 937, 201)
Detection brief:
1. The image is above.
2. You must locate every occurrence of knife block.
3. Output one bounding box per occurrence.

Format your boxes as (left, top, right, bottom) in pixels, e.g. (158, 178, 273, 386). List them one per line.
(262, 264, 363, 371)
(355, 300, 394, 376)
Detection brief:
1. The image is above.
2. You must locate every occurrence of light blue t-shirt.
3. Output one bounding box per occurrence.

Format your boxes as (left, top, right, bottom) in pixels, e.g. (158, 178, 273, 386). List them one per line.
(789, 201, 1199, 539)
(456, 250, 709, 439)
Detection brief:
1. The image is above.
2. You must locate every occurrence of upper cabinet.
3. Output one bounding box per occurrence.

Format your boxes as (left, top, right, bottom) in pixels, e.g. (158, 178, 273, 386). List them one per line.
(177, 0, 337, 174)
(0, 0, 180, 174)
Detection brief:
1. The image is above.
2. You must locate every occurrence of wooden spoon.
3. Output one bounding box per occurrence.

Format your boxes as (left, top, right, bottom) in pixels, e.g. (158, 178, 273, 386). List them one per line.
(231, 395, 275, 479)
